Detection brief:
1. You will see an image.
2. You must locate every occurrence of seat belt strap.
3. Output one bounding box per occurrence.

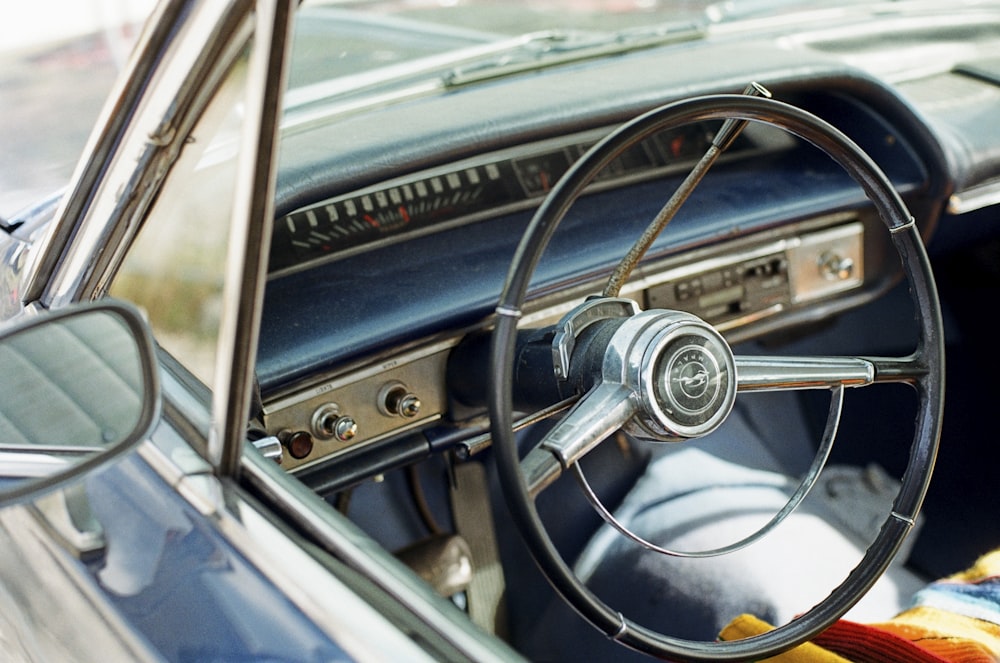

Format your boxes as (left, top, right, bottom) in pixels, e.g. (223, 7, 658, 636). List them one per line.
(450, 460, 508, 637)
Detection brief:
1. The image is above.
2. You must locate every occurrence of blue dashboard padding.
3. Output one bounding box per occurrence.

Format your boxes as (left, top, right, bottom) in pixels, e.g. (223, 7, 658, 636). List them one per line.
(258, 127, 925, 391)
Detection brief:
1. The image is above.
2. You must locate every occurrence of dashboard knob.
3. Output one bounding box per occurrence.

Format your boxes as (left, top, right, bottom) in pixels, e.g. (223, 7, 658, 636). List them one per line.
(381, 383, 422, 418)
(334, 416, 358, 441)
(251, 435, 284, 464)
(819, 251, 854, 281)
(281, 430, 314, 460)
(312, 402, 360, 442)
(397, 395, 422, 418)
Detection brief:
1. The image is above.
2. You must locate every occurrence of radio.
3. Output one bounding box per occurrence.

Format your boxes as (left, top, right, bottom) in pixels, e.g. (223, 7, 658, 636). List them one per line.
(645, 221, 863, 330)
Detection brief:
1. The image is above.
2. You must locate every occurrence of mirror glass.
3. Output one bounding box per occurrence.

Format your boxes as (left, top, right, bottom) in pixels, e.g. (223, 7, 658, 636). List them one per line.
(0, 301, 159, 501)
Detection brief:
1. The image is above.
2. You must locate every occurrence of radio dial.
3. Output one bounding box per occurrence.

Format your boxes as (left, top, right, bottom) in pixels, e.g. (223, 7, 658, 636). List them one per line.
(819, 251, 855, 281)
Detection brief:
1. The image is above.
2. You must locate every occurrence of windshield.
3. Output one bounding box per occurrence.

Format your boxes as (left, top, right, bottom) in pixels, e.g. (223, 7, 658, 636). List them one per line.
(304, 0, 876, 35)
(284, 0, 900, 108)
(327, 0, 715, 33)
(0, 0, 926, 219)
(291, 0, 712, 74)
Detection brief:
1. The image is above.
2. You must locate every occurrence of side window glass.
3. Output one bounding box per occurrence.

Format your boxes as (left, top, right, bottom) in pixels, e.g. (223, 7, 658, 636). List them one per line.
(110, 50, 250, 390)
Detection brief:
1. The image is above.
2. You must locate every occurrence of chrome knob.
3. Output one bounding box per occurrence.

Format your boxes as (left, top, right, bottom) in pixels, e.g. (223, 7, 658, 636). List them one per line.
(334, 416, 358, 441)
(398, 394, 422, 418)
(251, 435, 283, 463)
(819, 251, 854, 281)
(312, 403, 359, 442)
(381, 383, 422, 418)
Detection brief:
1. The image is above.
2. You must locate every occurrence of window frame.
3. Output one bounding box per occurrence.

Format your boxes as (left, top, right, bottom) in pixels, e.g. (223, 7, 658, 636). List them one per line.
(23, 0, 294, 476)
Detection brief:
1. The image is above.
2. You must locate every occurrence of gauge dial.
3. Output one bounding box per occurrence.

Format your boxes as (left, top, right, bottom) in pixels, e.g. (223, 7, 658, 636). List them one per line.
(270, 163, 515, 271)
(512, 152, 571, 196)
(269, 121, 765, 273)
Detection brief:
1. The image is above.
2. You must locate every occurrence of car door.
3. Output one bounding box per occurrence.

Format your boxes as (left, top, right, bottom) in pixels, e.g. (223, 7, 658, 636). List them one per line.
(0, 0, 309, 658)
(2, 1, 521, 660)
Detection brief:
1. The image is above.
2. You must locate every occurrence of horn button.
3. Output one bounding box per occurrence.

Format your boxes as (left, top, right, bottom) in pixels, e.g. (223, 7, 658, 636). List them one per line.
(643, 324, 736, 439)
(560, 302, 737, 442)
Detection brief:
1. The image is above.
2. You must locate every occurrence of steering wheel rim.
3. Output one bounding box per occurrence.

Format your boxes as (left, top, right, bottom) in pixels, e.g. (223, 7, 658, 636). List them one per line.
(489, 94, 944, 661)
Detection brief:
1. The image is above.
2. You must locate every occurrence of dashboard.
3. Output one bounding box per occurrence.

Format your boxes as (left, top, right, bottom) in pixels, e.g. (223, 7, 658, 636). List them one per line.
(254, 6, 1000, 495)
(264, 212, 869, 476)
(258, 96, 930, 485)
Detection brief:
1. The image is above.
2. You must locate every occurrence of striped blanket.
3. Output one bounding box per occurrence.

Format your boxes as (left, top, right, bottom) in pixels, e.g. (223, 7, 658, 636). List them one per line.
(720, 549, 1000, 662)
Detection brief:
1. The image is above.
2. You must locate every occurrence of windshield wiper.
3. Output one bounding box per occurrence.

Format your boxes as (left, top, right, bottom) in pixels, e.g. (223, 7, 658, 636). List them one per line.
(443, 22, 706, 88)
(281, 21, 704, 133)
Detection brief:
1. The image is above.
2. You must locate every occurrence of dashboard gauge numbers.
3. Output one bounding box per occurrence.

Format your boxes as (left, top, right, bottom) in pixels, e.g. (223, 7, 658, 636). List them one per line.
(270, 163, 518, 271)
(269, 121, 774, 274)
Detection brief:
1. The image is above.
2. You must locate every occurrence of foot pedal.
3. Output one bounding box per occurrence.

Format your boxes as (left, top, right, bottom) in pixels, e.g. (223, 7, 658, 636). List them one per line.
(396, 534, 473, 598)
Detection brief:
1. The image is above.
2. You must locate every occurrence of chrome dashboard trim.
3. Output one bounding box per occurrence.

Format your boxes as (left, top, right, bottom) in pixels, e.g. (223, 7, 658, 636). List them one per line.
(947, 178, 1000, 215)
(266, 337, 460, 412)
(264, 336, 460, 472)
(265, 213, 866, 469)
(520, 211, 861, 329)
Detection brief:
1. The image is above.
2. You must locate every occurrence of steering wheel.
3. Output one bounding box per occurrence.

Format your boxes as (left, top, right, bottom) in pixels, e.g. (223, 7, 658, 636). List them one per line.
(488, 93, 944, 661)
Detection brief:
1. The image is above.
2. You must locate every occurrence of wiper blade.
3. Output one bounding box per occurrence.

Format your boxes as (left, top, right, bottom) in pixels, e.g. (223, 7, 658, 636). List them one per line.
(281, 21, 703, 133)
(443, 22, 706, 88)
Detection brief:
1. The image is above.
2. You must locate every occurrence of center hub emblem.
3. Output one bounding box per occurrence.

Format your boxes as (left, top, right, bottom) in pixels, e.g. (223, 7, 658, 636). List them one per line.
(674, 352, 712, 400)
(666, 345, 721, 414)
(648, 327, 735, 436)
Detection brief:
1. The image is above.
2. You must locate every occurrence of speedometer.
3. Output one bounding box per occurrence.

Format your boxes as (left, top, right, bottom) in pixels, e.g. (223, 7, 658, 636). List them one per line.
(268, 121, 768, 275)
(269, 162, 520, 272)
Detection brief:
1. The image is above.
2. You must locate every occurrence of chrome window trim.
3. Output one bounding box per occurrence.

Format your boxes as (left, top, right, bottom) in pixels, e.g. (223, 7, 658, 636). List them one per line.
(133, 419, 521, 662)
(19, 0, 184, 305)
(210, 0, 295, 475)
(26, 0, 254, 309)
(238, 449, 525, 662)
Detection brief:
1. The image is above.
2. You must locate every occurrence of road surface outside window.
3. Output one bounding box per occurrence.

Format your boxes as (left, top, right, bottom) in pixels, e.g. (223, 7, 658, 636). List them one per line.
(0, 1, 154, 219)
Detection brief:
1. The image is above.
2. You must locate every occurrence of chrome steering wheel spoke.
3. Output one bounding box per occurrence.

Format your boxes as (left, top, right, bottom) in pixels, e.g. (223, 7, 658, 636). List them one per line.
(522, 382, 636, 498)
(521, 298, 740, 497)
(736, 355, 875, 391)
(735, 353, 929, 393)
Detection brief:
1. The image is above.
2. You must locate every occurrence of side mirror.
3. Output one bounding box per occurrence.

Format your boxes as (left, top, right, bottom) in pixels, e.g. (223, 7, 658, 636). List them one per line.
(0, 300, 160, 505)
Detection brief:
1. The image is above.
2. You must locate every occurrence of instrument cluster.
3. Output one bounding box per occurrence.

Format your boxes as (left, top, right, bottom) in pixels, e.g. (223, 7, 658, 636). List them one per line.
(268, 121, 782, 274)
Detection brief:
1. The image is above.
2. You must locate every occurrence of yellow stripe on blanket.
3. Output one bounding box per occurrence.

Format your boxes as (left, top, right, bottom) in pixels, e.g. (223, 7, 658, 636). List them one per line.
(718, 613, 851, 662)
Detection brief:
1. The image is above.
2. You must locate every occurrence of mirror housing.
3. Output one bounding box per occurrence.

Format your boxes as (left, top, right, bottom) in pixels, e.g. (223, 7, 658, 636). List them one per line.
(0, 300, 160, 505)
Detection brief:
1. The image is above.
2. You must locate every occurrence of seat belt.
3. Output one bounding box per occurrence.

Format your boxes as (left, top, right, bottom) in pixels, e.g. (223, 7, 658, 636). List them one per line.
(450, 460, 509, 638)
